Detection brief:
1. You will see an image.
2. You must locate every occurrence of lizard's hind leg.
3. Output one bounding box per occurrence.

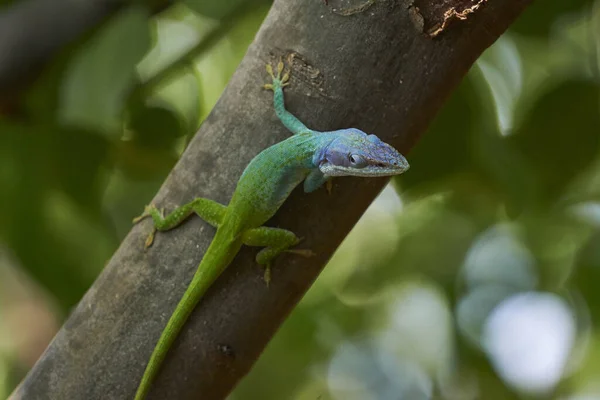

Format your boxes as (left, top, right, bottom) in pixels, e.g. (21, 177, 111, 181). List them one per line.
(242, 226, 315, 284)
(133, 198, 226, 248)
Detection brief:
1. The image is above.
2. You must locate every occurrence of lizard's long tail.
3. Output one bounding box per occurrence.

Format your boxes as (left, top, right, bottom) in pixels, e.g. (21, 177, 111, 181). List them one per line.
(134, 228, 242, 400)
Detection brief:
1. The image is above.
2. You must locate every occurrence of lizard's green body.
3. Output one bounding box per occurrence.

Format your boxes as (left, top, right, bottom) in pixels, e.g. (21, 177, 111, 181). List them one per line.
(133, 61, 409, 399)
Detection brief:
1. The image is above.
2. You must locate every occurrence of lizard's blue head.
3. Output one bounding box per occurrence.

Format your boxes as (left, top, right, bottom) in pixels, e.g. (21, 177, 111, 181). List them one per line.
(315, 128, 409, 177)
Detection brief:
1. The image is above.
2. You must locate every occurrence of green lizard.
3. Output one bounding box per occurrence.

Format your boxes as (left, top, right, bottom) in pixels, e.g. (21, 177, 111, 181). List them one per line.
(132, 60, 409, 399)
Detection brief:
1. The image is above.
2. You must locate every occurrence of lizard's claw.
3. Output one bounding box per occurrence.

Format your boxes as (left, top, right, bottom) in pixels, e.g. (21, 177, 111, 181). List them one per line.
(326, 179, 333, 195)
(286, 249, 317, 258)
(263, 264, 272, 287)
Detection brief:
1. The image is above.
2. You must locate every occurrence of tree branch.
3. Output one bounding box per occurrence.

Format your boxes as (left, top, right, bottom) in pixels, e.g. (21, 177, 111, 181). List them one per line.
(11, 0, 532, 398)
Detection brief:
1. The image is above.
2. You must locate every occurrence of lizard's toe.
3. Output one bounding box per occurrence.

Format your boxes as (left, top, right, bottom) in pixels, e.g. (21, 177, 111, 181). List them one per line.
(132, 204, 155, 223)
(265, 63, 275, 79)
(263, 264, 272, 286)
(276, 59, 284, 78)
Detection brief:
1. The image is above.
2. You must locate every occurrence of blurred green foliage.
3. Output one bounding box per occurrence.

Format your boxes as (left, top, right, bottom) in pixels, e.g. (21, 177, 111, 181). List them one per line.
(1, 0, 600, 399)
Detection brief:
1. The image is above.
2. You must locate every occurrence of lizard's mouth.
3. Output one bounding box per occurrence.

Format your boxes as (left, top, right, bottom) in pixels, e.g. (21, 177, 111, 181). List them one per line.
(319, 158, 409, 177)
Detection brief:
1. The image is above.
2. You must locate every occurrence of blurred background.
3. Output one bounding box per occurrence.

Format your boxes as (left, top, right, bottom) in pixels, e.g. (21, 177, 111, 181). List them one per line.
(1, 0, 600, 399)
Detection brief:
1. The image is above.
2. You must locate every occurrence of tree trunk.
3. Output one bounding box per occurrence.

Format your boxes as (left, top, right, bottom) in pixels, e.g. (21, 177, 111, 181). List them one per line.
(11, 0, 532, 398)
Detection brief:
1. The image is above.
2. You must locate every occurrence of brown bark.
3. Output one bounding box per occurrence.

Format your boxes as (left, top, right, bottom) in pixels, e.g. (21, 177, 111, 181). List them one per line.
(11, 0, 532, 398)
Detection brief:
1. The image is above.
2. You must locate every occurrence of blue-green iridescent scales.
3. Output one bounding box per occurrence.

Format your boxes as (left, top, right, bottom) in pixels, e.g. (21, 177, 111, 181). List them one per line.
(132, 60, 409, 400)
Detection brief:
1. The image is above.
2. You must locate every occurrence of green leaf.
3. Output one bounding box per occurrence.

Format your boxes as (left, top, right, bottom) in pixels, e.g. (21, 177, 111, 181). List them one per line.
(59, 6, 151, 137)
(52, 128, 110, 208)
(128, 102, 186, 145)
(146, 71, 202, 137)
(0, 0, 17, 8)
(118, 101, 182, 179)
(467, 66, 538, 216)
(0, 123, 111, 310)
(511, 0, 594, 37)
(509, 80, 600, 204)
(396, 76, 477, 192)
(183, 0, 255, 20)
(114, 139, 179, 180)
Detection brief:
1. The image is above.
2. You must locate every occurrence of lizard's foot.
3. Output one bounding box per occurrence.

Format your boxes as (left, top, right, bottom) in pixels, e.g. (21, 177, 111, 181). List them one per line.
(260, 247, 314, 286)
(263, 58, 289, 91)
(132, 204, 156, 224)
(133, 204, 163, 249)
(285, 236, 316, 257)
(244, 227, 310, 286)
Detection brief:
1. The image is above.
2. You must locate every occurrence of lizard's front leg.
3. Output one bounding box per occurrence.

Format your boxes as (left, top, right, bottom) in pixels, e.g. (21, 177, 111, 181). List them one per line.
(263, 59, 311, 135)
(133, 198, 226, 248)
(242, 227, 315, 284)
(304, 169, 334, 194)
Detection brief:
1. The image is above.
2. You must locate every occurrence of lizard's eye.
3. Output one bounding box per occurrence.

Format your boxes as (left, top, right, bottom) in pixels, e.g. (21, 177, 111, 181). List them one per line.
(348, 154, 367, 168)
